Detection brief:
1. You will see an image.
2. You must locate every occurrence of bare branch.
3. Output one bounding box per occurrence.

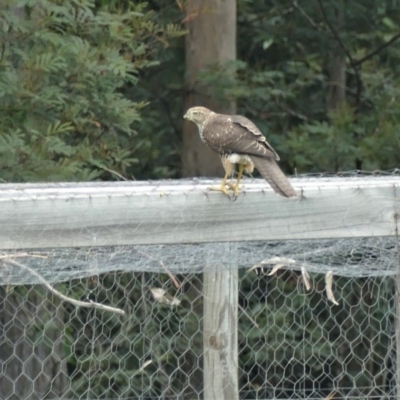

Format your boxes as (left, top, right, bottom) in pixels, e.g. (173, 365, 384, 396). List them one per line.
(292, 0, 322, 32)
(99, 166, 128, 181)
(2, 257, 125, 316)
(317, 0, 354, 65)
(283, 107, 310, 121)
(267, 263, 286, 276)
(301, 266, 312, 291)
(325, 271, 339, 305)
(0, 252, 47, 259)
(326, 391, 336, 400)
(160, 260, 181, 289)
(238, 304, 259, 329)
(137, 250, 181, 289)
(354, 32, 400, 67)
(248, 256, 296, 274)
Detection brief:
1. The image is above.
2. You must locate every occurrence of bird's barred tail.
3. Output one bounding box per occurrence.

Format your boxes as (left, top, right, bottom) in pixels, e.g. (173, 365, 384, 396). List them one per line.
(251, 156, 297, 198)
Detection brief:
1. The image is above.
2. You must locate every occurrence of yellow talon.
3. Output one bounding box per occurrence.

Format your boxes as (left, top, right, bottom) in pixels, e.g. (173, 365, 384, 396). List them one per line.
(226, 182, 241, 196)
(209, 184, 231, 196)
(208, 163, 247, 198)
(208, 171, 233, 196)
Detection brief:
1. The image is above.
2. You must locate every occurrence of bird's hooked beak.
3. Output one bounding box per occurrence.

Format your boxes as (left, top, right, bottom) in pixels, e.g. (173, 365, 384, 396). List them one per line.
(183, 111, 189, 119)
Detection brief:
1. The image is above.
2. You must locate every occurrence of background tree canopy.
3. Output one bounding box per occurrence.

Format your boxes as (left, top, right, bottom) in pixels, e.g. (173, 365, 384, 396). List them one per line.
(0, 0, 183, 182)
(1, 0, 399, 182)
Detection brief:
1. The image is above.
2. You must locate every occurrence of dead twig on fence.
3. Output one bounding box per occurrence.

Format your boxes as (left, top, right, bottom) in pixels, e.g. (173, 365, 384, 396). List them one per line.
(137, 250, 181, 289)
(1, 256, 125, 315)
(325, 271, 339, 305)
(301, 267, 312, 291)
(238, 304, 260, 329)
(0, 252, 47, 259)
(98, 165, 128, 181)
(325, 391, 336, 400)
(249, 257, 341, 303)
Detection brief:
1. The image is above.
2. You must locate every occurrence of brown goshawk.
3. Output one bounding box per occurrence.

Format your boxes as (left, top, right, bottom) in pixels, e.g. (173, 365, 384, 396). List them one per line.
(184, 106, 296, 198)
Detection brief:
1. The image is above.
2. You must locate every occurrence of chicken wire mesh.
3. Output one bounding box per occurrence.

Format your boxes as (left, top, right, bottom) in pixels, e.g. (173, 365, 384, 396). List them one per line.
(0, 270, 398, 399)
(1, 171, 400, 400)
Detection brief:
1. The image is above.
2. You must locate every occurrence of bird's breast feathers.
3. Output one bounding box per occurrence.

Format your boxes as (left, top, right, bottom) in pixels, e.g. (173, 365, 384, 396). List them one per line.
(226, 153, 253, 165)
(198, 125, 205, 142)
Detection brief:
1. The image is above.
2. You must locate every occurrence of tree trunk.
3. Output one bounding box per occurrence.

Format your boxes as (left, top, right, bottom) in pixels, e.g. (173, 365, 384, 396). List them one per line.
(326, 0, 346, 113)
(182, 5, 238, 398)
(327, 51, 346, 111)
(182, 0, 237, 177)
(325, 1, 346, 172)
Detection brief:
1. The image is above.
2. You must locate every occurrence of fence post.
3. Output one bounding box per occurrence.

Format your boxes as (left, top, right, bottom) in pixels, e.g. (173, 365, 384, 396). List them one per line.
(396, 273, 400, 400)
(203, 267, 238, 400)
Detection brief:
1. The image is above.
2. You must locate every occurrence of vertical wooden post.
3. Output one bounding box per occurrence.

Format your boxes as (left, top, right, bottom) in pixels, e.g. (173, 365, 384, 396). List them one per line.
(396, 274, 400, 400)
(203, 265, 238, 400)
(395, 199, 400, 400)
(396, 230, 400, 400)
(183, 0, 237, 177)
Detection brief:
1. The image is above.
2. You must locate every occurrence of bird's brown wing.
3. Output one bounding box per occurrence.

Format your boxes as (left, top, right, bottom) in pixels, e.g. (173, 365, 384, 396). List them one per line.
(203, 114, 296, 198)
(203, 114, 278, 159)
(230, 115, 280, 160)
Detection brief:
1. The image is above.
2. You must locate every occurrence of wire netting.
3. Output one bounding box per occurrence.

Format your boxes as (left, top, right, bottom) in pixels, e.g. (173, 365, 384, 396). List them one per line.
(1, 270, 398, 399)
(0, 237, 399, 285)
(1, 171, 400, 399)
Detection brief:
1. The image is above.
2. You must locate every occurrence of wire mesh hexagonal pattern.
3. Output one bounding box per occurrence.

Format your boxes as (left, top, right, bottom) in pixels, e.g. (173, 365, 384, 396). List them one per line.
(0, 270, 398, 399)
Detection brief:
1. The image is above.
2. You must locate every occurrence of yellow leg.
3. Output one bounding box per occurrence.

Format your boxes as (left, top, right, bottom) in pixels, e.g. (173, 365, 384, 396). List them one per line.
(229, 164, 245, 197)
(209, 171, 231, 196)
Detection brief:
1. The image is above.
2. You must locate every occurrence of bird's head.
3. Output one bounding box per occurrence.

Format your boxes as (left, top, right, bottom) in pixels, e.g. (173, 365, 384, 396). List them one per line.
(183, 106, 213, 127)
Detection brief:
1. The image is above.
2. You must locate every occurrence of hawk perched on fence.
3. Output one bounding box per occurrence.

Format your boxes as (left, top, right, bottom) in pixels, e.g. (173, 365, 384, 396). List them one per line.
(184, 106, 296, 198)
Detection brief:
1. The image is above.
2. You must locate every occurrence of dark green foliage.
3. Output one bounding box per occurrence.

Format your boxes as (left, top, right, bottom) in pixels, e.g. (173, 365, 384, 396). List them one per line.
(233, 0, 400, 172)
(149, 0, 400, 175)
(132, 0, 400, 176)
(1, 0, 399, 178)
(0, 0, 183, 182)
(129, 1, 186, 179)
